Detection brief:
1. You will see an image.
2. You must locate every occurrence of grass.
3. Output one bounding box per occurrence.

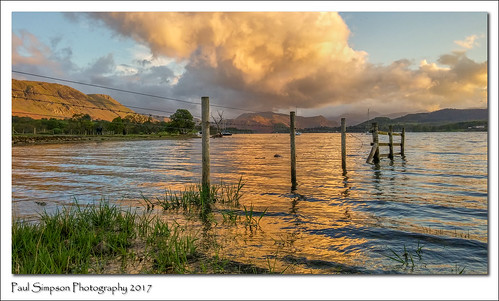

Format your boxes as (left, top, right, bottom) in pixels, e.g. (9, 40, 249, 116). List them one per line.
(12, 178, 273, 274)
(13, 201, 138, 274)
(384, 243, 422, 270)
(151, 177, 244, 213)
(12, 200, 206, 274)
(242, 204, 267, 231)
(385, 242, 469, 274)
(12, 132, 199, 146)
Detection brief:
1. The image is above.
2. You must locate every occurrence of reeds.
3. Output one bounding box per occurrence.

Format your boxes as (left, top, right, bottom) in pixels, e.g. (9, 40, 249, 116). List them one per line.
(152, 176, 245, 212)
(12, 178, 272, 274)
(12, 201, 197, 274)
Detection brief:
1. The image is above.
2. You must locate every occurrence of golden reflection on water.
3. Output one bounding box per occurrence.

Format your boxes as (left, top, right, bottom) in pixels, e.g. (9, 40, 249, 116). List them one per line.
(12, 133, 488, 274)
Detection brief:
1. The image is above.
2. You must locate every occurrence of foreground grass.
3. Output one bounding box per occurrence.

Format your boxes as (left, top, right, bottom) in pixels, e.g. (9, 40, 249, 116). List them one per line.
(12, 201, 198, 274)
(12, 179, 272, 274)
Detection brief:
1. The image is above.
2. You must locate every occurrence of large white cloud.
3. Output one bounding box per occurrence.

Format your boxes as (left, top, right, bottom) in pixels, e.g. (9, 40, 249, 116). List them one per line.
(88, 12, 487, 114)
(12, 12, 488, 119)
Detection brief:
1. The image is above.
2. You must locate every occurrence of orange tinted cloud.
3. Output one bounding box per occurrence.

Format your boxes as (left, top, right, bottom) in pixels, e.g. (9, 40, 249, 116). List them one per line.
(12, 31, 53, 66)
(90, 12, 368, 108)
(16, 12, 485, 117)
(90, 12, 486, 114)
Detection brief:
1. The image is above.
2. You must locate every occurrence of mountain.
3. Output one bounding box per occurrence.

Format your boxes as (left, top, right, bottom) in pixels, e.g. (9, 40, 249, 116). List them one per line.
(392, 108, 487, 123)
(12, 79, 136, 121)
(349, 108, 488, 132)
(227, 111, 338, 133)
(328, 110, 408, 126)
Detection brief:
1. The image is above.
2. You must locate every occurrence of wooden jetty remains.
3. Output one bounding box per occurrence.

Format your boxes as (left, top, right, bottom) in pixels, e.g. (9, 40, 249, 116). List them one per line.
(366, 123, 405, 164)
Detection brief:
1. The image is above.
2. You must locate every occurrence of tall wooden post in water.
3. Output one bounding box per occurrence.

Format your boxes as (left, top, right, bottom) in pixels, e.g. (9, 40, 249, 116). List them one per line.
(341, 118, 347, 171)
(201, 97, 210, 196)
(388, 125, 394, 160)
(372, 122, 380, 164)
(290, 111, 297, 190)
(401, 127, 406, 157)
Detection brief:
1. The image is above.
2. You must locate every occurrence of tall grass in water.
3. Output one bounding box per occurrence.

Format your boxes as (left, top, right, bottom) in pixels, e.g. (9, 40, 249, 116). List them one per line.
(12, 201, 196, 274)
(153, 177, 245, 212)
(13, 178, 271, 274)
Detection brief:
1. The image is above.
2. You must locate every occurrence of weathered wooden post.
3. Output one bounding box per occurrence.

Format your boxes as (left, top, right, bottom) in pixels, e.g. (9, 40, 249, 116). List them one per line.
(401, 127, 406, 157)
(372, 122, 380, 164)
(388, 125, 394, 160)
(290, 111, 297, 190)
(341, 118, 347, 171)
(201, 96, 211, 197)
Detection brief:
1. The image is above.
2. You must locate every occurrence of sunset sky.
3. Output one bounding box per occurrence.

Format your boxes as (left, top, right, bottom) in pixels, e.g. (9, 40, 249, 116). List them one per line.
(2, 2, 499, 300)
(6, 3, 493, 120)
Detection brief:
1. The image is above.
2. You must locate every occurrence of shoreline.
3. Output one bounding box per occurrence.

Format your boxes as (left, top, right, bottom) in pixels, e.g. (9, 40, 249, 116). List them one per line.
(12, 133, 199, 146)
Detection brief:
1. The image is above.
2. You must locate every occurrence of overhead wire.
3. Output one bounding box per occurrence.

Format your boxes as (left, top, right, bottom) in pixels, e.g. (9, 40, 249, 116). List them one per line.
(12, 94, 276, 128)
(12, 70, 259, 113)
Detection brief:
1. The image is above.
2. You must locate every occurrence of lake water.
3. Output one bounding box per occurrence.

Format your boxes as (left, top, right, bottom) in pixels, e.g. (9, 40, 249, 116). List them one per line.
(11, 132, 488, 274)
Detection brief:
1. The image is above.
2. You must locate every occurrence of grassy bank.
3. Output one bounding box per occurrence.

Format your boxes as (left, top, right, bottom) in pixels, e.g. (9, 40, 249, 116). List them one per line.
(12, 180, 273, 274)
(12, 133, 199, 146)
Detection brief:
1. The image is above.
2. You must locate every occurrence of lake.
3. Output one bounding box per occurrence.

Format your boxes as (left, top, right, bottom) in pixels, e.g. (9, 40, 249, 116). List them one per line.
(11, 132, 488, 274)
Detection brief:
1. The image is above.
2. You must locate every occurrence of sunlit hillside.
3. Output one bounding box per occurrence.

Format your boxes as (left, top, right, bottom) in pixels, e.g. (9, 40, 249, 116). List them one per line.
(12, 79, 136, 121)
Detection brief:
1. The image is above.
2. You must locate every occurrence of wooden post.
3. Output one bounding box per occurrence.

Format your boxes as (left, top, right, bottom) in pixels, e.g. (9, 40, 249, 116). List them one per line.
(341, 118, 346, 171)
(34, 127, 36, 135)
(290, 111, 297, 190)
(388, 125, 394, 160)
(401, 127, 406, 157)
(366, 142, 378, 164)
(372, 122, 380, 164)
(202, 97, 211, 196)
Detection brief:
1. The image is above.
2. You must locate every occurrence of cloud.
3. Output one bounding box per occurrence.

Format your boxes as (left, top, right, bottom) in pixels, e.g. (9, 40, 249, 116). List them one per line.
(13, 13, 488, 120)
(88, 12, 367, 110)
(86, 12, 487, 117)
(454, 35, 479, 49)
(12, 30, 53, 67)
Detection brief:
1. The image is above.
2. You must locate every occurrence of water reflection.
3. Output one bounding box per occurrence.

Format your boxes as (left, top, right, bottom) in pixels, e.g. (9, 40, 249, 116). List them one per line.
(12, 133, 488, 274)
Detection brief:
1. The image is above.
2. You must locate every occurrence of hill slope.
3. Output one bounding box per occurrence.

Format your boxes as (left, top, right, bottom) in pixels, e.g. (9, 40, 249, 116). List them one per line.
(392, 108, 488, 123)
(227, 111, 338, 133)
(350, 108, 488, 132)
(12, 79, 135, 121)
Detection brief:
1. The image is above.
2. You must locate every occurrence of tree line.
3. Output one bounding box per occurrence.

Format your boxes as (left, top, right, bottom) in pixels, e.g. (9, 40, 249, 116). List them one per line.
(12, 109, 197, 136)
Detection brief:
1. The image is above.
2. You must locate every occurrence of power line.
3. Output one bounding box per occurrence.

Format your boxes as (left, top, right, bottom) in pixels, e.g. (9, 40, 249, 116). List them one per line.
(13, 70, 199, 106)
(13, 89, 209, 121)
(13, 94, 276, 128)
(12, 70, 258, 113)
(12, 91, 182, 120)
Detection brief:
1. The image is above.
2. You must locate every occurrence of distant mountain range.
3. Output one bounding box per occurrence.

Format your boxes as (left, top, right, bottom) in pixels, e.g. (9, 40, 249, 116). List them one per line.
(12, 79, 487, 132)
(12, 79, 136, 121)
(226, 111, 338, 133)
(349, 108, 488, 132)
(391, 108, 488, 123)
(329, 110, 408, 126)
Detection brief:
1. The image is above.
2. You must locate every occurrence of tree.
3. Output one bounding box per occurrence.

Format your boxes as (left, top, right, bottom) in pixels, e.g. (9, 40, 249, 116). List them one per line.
(211, 110, 224, 136)
(70, 113, 93, 135)
(168, 109, 195, 134)
(109, 116, 125, 135)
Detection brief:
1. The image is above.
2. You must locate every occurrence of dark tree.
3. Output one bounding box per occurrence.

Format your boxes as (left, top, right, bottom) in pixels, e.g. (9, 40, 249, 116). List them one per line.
(169, 109, 195, 134)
